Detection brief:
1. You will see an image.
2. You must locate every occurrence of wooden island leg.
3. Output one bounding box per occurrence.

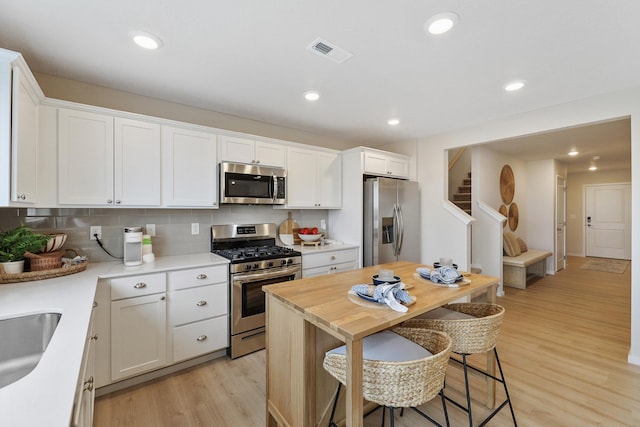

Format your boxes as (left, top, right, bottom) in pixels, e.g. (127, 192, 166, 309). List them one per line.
(345, 338, 364, 427)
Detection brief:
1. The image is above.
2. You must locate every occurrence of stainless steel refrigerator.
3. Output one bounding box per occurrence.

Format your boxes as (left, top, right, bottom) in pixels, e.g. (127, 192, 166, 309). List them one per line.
(363, 177, 420, 266)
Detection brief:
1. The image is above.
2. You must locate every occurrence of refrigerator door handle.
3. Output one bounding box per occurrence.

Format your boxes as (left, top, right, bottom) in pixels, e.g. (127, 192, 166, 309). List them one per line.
(396, 203, 405, 256)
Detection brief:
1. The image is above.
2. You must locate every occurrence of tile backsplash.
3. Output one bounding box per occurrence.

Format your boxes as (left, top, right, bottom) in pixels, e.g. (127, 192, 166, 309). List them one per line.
(0, 206, 329, 263)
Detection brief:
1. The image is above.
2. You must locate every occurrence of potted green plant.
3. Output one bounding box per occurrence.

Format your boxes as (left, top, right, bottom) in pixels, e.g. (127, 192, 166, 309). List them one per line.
(0, 225, 50, 274)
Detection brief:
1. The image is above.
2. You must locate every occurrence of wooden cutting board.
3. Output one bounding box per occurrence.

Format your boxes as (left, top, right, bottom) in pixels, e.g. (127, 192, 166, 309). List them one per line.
(278, 212, 298, 245)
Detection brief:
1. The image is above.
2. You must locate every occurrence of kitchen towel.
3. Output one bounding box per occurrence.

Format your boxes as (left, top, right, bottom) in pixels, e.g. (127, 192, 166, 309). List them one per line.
(351, 282, 411, 312)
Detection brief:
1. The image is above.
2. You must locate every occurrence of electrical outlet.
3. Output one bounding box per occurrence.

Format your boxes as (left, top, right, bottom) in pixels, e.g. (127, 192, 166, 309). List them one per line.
(90, 226, 102, 240)
(191, 223, 200, 235)
(321, 219, 326, 230)
(146, 224, 156, 236)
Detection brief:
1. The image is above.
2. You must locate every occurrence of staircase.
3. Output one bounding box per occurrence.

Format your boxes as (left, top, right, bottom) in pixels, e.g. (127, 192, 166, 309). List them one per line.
(452, 172, 472, 215)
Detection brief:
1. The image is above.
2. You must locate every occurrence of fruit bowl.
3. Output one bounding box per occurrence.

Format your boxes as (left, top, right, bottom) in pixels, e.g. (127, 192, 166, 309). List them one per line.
(298, 233, 322, 242)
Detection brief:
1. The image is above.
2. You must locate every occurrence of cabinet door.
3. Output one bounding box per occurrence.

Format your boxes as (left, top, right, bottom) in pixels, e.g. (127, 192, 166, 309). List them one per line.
(71, 310, 96, 427)
(93, 280, 111, 388)
(386, 157, 409, 178)
(10, 65, 39, 204)
(286, 146, 317, 207)
(255, 140, 285, 167)
(317, 151, 341, 208)
(162, 126, 218, 207)
(114, 118, 161, 206)
(58, 108, 114, 205)
(218, 135, 254, 163)
(111, 293, 167, 381)
(363, 151, 389, 176)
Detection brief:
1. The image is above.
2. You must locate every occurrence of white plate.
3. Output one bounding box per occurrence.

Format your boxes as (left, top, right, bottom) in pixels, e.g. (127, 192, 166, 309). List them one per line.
(280, 233, 294, 245)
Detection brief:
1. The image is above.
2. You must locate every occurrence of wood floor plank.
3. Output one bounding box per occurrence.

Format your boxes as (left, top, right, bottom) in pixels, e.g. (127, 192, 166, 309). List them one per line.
(94, 256, 640, 426)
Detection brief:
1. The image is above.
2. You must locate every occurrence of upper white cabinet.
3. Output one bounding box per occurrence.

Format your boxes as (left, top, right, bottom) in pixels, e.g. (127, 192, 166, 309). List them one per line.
(363, 149, 410, 179)
(162, 126, 218, 207)
(219, 135, 285, 167)
(58, 108, 161, 206)
(286, 146, 341, 209)
(0, 49, 44, 206)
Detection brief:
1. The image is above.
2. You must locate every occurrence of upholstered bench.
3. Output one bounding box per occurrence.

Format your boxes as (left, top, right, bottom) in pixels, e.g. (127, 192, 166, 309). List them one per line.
(503, 250, 552, 289)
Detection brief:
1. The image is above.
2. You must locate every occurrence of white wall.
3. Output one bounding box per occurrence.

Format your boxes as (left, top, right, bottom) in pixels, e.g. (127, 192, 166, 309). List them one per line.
(526, 160, 555, 262)
(415, 87, 640, 364)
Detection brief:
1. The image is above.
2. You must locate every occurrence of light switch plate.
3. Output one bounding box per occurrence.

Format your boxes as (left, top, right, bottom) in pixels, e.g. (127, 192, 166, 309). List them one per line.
(191, 223, 199, 235)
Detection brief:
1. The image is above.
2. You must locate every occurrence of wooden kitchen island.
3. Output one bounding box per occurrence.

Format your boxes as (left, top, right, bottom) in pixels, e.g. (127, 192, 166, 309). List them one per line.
(263, 261, 499, 427)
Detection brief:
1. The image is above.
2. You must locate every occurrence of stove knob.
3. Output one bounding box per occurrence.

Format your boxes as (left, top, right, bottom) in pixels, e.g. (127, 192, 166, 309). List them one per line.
(280, 259, 287, 265)
(287, 258, 293, 265)
(253, 263, 260, 269)
(267, 261, 274, 267)
(245, 265, 252, 271)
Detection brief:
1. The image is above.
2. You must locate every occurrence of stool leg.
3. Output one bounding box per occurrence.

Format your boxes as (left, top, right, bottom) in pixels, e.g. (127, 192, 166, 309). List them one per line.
(440, 389, 450, 427)
(494, 348, 517, 426)
(389, 407, 395, 427)
(461, 354, 473, 427)
(328, 383, 341, 427)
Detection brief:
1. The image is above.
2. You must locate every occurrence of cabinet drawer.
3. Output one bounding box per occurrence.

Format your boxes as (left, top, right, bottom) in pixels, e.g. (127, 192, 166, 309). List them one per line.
(303, 261, 358, 278)
(167, 265, 227, 291)
(170, 283, 228, 326)
(302, 248, 359, 270)
(172, 316, 228, 363)
(110, 273, 166, 300)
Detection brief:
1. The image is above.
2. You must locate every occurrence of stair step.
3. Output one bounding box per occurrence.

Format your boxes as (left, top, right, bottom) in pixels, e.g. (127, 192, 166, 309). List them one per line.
(454, 201, 471, 209)
(458, 185, 471, 193)
(463, 178, 471, 185)
(454, 193, 471, 201)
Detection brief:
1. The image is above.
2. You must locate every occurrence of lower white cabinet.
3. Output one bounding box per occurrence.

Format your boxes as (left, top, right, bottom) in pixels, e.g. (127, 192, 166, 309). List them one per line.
(110, 273, 167, 382)
(168, 265, 228, 363)
(71, 303, 96, 427)
(302, 247, 359, 278)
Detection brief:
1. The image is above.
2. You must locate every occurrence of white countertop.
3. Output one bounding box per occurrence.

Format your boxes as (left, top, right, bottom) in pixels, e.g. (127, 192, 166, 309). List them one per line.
(0, 253, 228, 427)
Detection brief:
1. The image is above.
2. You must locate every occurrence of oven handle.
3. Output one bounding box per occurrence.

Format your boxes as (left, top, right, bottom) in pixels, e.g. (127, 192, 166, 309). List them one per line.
(232, 265, 301, 286)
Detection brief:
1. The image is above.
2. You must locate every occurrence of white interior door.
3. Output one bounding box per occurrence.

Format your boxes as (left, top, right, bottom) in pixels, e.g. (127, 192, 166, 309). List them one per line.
(556, 176, 566, 271)
(585, 183, 631, 259)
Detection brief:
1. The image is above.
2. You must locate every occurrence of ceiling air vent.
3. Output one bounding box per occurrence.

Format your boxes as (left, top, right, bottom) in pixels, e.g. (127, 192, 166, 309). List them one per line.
(306, 38, 353, 64)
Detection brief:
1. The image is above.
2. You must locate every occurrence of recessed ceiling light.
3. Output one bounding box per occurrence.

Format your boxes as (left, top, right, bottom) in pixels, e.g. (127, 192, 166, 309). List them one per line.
(424, 12, 459, 35)
(387, 118, 400, 126)
(303, 91, 320, 101)
(568, 148, 579, 156)
(130, 31, 163, 50)
(504, 81, 525, 92)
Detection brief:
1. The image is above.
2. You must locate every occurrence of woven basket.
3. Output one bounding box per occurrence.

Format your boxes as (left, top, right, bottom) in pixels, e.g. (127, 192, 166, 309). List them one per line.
(323, 328, 452, 408)
(403, 303, 505, 354)
(0, 249, 87, 284)
(25, 250, 65, 271)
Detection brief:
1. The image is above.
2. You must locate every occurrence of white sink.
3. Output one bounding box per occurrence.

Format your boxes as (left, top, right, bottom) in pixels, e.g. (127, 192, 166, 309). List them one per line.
(0, 312, 61, 388)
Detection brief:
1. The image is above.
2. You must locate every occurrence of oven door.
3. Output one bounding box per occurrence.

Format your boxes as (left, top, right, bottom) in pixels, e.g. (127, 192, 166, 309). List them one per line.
(231, 264, 301, 335)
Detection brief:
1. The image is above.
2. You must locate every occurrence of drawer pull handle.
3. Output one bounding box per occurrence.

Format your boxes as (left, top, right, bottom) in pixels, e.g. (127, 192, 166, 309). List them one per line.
(196, 273, 207, 280)
(196, 335, 208, 342)
(330, 256, 336, 260)
(161, 295, 166, 301)
(134, 282, 147, 289)
(196, 300, 208, 306)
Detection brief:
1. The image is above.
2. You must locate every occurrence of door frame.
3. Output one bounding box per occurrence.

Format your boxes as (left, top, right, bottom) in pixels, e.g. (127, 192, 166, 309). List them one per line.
(555, 175, 567, 271)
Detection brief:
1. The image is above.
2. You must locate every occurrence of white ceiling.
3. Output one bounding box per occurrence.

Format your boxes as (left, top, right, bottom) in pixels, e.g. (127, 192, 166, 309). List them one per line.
(0, 1, 635, 172)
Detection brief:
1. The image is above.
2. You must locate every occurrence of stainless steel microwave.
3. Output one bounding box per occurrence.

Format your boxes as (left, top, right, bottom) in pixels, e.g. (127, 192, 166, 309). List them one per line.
(219, 162, 286, 205)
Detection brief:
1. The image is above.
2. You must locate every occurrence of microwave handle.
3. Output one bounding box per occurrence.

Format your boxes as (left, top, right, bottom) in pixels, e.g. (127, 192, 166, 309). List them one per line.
(272, 176, 278, 203)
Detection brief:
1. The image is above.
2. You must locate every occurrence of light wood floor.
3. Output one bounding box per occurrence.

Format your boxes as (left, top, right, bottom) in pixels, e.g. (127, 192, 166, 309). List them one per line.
(94, 256, 640, 426)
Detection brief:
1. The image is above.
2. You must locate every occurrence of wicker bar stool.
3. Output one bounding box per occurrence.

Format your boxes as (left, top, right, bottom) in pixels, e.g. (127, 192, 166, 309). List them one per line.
(403, 303, 517, 427)
(323, 327, 452, 427)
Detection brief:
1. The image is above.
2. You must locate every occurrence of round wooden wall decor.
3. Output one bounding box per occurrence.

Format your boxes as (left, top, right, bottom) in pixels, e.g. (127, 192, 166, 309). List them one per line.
(508, 202, 519, 231)
(500, 165, 515, 204)
(499, 204, 508, 228)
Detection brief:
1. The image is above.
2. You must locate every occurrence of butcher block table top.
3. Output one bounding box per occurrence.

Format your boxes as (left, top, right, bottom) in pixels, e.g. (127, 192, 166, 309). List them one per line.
(263, 260, 499, 427)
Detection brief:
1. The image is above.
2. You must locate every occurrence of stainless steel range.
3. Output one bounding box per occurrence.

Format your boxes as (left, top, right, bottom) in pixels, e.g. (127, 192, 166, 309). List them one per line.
(211, 223, 301, 359)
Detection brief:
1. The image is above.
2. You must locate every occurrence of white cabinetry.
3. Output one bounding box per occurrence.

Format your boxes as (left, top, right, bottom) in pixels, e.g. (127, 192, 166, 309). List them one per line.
(363, 149, 410, 179)
(302, 247, 359, 278)
(110, 273, 167, 381)
(286, 146, 342, 208)
(162, 126, 218, 207)
(219, 135, 285, 167)
(58, 109, 161, 206)
(0, 49, 44, 206)
(168, 265, 228, 363)
(71, 303, 97, 427)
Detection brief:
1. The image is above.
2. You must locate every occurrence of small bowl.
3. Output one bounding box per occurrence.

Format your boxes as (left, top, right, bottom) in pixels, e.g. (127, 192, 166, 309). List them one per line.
(372, 275, 401, 285)
(298, 233, 322, 242)
(42, 233, 67, 253)
(433, 262, 458, 270)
